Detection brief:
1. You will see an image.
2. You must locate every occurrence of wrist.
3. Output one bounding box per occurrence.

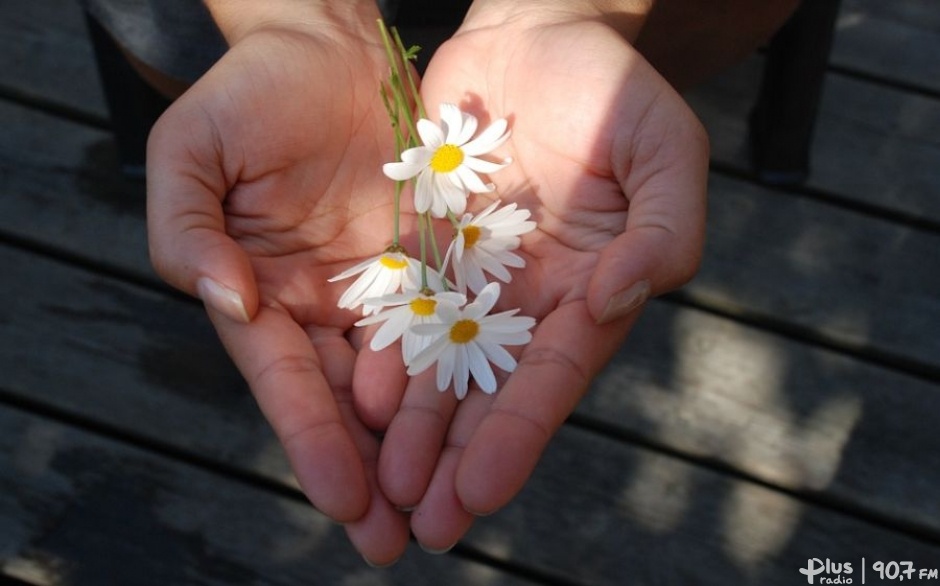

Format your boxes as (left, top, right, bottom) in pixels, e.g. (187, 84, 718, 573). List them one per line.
(203, 0, 383, 45)
(462, 0, 654, 42)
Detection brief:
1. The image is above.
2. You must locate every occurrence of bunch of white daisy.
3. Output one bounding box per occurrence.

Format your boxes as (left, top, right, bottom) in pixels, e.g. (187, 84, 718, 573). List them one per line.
(329, 21, 536, 399)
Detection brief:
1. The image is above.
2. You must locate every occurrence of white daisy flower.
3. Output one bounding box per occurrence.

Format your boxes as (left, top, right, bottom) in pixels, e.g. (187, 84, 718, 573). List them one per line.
(445, 200, 536, 295)
(382, 103, 512, 218)
(328, 250, 422, 315)
(355, 289, 468, 364)
(407, 282, 535, 399)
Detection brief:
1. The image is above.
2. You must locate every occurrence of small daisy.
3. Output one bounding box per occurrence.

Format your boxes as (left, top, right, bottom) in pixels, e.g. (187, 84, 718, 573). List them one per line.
(328, 249, 422, 315)
(355, 289, 468, 364)
(407, 282, 535, 399)
(445, 200, 536, 295)
(382, 103, 512, 218)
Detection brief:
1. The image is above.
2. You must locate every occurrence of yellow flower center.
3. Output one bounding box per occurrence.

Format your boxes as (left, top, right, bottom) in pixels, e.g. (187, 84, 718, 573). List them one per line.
(409, 297, 437, 316)
(461, 225, 481, 249)
(429, 144, 464, 173)
(379, 254, 409, 270)
(449, 319, 480, 344)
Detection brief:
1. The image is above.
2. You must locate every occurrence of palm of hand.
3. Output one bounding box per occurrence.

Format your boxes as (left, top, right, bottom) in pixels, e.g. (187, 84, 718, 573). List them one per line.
(364, 20, 708, 552)
(149, 27, 422, 557)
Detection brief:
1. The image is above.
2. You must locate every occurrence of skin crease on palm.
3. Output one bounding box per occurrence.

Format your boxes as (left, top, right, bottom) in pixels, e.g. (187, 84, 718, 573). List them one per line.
(146, 4, 709, 566)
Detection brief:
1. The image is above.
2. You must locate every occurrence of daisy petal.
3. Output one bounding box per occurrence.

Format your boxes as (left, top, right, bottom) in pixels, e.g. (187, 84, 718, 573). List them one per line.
(369, 307, 413, 351)
(462, 119, 510, 156)
(473, 199, 502, 221)
(477, 339, 518, 372)
(465, 282, 501, 318)
(328, 255, 378, 282)
(492, 249, 527, 269)
(439, 103, 466, 144)
(467, 342, 497, 393)
(453, 344, 470, 398)
(401, 147, 434, 165)
(435, 174, 468, 216)
(455, 111, 479, 145)
(475, 249, 514, 283)
(435, 299, 461, 323)
(408, 334, 449, 376)
(417, 118, 444, 147)
(463, 155, 510, 174)
(410, 323, 451, 336)
(455, 165, 493, 194)
(464, 261, 490, 294)
(414, 168, 435, 213)
(438, 346, 457, 393)
(383, 160, 423, 181)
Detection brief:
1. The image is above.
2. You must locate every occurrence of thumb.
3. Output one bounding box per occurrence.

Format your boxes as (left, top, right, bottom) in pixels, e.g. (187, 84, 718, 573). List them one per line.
(146, 101, 259, 323)
(587, 121, 709, 324)
(587, 218, 703, 324)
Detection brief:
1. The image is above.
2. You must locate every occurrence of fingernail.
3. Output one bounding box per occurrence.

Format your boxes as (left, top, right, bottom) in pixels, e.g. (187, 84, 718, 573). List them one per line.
(363, 555, 400, 568)
(597, 280, 650, 325)
(462, 505, 497, 517)
(196, 277, 250, 323)
(419, 541, 457, 555)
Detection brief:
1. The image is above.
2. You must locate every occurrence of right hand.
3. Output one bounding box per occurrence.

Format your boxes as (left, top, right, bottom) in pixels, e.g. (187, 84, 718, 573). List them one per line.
(146, 8, 417, 565)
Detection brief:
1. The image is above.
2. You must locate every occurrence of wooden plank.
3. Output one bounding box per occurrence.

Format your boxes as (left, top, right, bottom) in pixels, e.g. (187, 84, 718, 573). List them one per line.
(4, 0, 939, 231)
(580, 301, 940, 537)
(6, 377, 940, 586)
(4, 0, 939, 124)
(834, 0, 940, 94)
(0, 99, 155, 284)
(0, 0, 107, 119)
(685, 58, 940, 226)
(496, 423, 940, 586)
(695, 173, 940, 371)
(0, 407, 541, 586)
(3, 240, 940, 582)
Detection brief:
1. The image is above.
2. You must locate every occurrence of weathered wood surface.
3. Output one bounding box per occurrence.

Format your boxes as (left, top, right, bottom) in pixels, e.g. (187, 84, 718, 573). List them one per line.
(3, 0, 940, 583)
(0, 0, 107, 122)
(834, 0, 940, 94)
(4, 242, 940, 584)
(686, 58, 940, 228)
(0, 407, 542, 586)
(5, 0, 940, 229)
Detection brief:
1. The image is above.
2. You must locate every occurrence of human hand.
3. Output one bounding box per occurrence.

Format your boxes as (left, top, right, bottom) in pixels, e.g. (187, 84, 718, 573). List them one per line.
(146, 2, 418, 565)
(367, 1, 709, 552)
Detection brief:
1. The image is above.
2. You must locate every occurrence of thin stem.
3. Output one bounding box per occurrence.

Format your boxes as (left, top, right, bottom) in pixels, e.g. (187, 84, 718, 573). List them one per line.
(427, 214, 447, 285)
(377, 20, 419, 145)
(380, 82, 406, 245)
(418, 212, 429, 290)
(393, 27, 426, 120)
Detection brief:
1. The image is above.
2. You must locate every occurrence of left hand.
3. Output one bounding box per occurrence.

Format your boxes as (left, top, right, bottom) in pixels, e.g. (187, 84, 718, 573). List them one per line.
(365, 4, 709, 551)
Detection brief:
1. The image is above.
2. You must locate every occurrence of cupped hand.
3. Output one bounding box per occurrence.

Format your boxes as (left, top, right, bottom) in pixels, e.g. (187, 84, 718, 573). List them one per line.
(371, 12, 710, 551)
(146, 20, 417, 565)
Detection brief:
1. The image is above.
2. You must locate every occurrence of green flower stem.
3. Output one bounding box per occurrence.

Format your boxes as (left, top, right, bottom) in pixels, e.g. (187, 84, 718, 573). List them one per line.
(377, 20, 420, 146)
(379, 19, 440, 287)
(418, 211, 429, 290)
(393, 26, 426, 120)
(379, 83, 405, 246)
(426, 214, 448, 289)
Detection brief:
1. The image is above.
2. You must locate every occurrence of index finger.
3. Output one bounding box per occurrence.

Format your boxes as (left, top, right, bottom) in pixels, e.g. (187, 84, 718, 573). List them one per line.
(146, 93, 259, 323)
(207, 304, 370, 522)
(453, 300, 642, 515)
